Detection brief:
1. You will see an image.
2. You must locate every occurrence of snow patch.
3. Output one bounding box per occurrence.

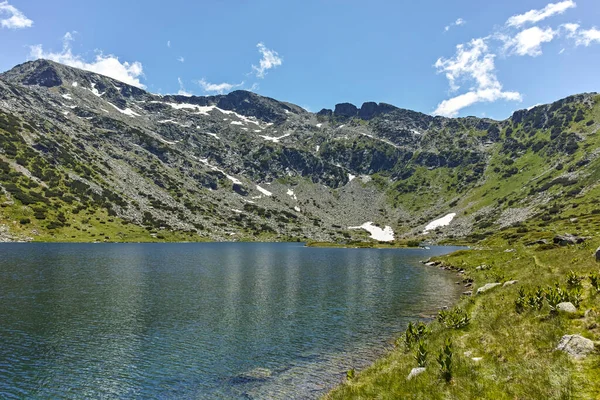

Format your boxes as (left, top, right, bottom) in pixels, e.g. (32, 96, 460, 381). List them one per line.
(424, 213, 456, 232)
(230, 120, 244, 126)
(107, 102, 139, 117)
(348, 174, 356, 182)
(71, 82, 78, 87)
(316, 145, 320, 152)
(195, 157, 242, 185)
(337, 124, 345, 129)
(256, 185, 273, 197)
(231, 209, 243, 214)
(286, 189, 297, 200)
(348, 222, 395, 242)
(260, 132, 291, 143)
(294, 206, 301, 212)
(61, 93, 72, 100)
(89, 83, 105, 97)
(316, 123, 322, 128)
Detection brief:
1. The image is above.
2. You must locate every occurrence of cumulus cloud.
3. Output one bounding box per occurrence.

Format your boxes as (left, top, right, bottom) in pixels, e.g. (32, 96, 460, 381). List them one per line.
(197, 78, 243, 94)
(504, 26, 557, 56)
(29, 32, 145, 88)
(177, 56, 185, 63)
(251, 42, 282, 78)
(445, 18, 466, 32)
(167, 40, 171, 48)
(0, 1, 33, 29)
(434, 38, 522, 117)
(506, 0, 576, 27)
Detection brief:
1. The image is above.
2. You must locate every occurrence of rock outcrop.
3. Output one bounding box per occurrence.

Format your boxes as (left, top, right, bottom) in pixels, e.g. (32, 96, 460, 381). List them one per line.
(556, 335, 595, 358)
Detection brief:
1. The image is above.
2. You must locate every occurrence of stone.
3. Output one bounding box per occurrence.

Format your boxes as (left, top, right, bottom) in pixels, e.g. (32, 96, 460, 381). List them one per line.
(234, 367, 273, 383)
(570, 218, 579, 223)
(471, 357, 483, 362)
(553, 234, 587, 246)
(595, 246, 600, 262)
(407, 367, 426, 380)
(476, 283, 501, 295)
(462, 291, 473, 296)
(503, 280, 519, 287)
(556, 335, 595, 359)
(556, 302, 577, 313)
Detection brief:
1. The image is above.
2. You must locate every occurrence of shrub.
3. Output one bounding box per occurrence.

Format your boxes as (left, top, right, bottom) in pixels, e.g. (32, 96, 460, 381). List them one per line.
(590, 272, 600, 293)
(566, 270, 583, 289)
(19, 218, 31, 225)
(414, 339, 428, 367)
(438, 307, 470, 329)
(400, 321, 430, 348)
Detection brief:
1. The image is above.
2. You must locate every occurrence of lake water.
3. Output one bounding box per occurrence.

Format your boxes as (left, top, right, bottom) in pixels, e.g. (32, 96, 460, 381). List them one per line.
(0, 243, 463, 399)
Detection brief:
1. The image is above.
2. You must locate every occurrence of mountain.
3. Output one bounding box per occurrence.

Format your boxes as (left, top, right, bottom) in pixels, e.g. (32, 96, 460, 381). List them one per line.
(0, 59, 598, 243)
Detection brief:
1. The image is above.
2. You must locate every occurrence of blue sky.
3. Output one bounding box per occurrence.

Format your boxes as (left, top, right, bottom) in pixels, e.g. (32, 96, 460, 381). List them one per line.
(0, 0, 599, 119)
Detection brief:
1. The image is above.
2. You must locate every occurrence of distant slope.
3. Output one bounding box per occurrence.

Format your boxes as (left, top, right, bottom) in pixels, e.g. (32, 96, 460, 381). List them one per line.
(0, 59, 598, 242)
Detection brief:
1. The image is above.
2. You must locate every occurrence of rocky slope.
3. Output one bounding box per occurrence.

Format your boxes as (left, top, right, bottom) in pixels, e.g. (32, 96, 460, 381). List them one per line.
(0, 59, 598, 242)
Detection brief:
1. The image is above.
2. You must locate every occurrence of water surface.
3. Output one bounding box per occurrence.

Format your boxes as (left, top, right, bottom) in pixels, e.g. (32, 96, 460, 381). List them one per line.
(0, 243, 463, 399)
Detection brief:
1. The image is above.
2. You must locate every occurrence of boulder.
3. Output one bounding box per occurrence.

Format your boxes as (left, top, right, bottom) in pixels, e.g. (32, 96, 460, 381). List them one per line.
(476, 283, 501, 295)
(462, 291, 473, 296)
(556, 335, 595, 359)
(407, 367, 426, 380)
(553, 234, 587, 246)
(595, 246, 600, 262)
(556, 302, 577, 313)
(503, 280, 519, 287)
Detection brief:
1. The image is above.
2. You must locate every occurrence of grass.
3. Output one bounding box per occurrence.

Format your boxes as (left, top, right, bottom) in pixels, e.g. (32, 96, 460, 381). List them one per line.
(325, 229, 600, 399)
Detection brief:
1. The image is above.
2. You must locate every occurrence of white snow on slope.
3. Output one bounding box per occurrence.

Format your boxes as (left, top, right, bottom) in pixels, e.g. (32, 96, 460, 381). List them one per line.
(230, 121, 244, 126)
(195, 157, 242, 185)
(107, 102, 139, 117)
(256, 185, 273, 196)
(61, 93, 72, 100)
(294, 206, 301, 212)
(287, 189, 297, 200)
(197, 128, 219, 139)
(348, 222, 395, 242)
(72, 82, 78, 87)
(89, 83, 105, 97)
(348, 174, 356, 182)
(316, 123, 322, 128)
(260, 133, 291, 143)
(424, 213, 456, 232)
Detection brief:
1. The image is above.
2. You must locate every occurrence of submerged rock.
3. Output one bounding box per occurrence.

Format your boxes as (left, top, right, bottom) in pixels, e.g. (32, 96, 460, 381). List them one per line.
(476, 283, 501, 295)
(232, 367, 273, 383)
(556, 335, 595, 358)
(407, 367, 426, 380)
(556, 302, 577, 314)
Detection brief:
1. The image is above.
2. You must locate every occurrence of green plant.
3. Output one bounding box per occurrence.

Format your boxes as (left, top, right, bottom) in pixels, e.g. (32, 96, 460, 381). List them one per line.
(414, 339, 428, 367)
(590, 272, 600, 292)
(568, 287, 582, 307)
(566, 270, 584, 289)
(438, 307, 470, 329)
(346, 368, 355, 381)
(545, 283, 569, 311)
(437, 338, 453, 383)
(402, 321, 430, 348)
(527, 287, 545, 310)
(515, 288, 526, 313)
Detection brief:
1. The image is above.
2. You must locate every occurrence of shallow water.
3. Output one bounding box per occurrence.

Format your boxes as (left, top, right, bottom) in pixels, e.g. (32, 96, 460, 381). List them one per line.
(0, 243, 463, 399)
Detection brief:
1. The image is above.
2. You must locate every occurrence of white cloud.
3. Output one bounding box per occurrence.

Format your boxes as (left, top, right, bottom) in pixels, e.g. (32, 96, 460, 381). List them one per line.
(167, 40, 171, 48)
(445, 18, 466, 32)
(434, 38, 522, 117)
(29, 32, 145, 88)
(177, 56, 185, 63)
(504, 26, 556, 56)
(251, 42, 283, 78)
(177, 77, 192, 96)
(563, 23, 600, 46)
(197, 78, 243, 94)
(506, 0, 576, 27)
(0, 1, 33, 29)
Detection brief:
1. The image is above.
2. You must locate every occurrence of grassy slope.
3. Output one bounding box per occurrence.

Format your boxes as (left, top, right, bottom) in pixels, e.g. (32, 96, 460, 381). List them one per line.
(326, 226, 600, 399)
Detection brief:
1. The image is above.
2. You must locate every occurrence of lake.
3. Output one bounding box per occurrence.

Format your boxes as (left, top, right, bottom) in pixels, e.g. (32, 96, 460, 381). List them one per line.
(0, 243, 463, 399)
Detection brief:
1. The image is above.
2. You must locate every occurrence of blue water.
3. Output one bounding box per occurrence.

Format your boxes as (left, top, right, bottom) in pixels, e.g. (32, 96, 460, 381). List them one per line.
(0, 243, 463, 399)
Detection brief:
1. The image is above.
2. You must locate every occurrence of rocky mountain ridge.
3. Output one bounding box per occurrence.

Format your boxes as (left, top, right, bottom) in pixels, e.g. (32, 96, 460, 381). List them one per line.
(0, 59, 598, 243)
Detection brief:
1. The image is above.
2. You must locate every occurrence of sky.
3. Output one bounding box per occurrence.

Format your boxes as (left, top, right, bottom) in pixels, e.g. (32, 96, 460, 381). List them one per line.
(0, 0, 599, 120)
